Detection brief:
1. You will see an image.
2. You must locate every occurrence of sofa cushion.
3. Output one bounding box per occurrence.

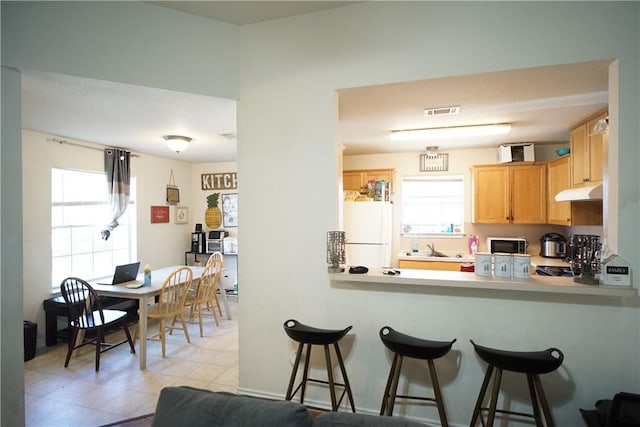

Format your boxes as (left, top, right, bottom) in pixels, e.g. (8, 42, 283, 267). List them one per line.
(314, 412, 428, 426)
(152, 386, 313, 427)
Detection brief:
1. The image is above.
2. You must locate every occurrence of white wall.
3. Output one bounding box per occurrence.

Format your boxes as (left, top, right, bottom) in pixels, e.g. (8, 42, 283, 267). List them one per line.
(237, 2, 639, 426)
(2, 2, 639, 427)
(1, 66, 26, 427)
(1, 1, 239, 100)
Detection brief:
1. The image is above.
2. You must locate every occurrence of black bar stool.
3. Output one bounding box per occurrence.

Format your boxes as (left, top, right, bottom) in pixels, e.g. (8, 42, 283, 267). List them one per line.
(379, 326, 456, 427)
(283, 319, 356, 412)
(469, 340, 564, 427)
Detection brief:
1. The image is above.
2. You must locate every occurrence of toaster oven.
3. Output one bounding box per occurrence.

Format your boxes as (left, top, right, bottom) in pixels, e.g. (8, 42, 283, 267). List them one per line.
(206, 230, 226, 253)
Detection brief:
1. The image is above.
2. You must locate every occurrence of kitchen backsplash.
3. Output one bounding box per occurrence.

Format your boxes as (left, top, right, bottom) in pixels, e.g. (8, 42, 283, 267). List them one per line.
(400, 223, 603, 256)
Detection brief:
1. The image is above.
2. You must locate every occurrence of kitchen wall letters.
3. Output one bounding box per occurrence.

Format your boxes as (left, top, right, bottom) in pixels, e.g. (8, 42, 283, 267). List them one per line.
(201, 172, 237, 190)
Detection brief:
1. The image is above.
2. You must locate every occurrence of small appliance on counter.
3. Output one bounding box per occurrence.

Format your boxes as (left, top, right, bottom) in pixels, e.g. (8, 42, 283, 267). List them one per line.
(223, 237, 238, 254)
(486, 237, 527, 254)
(191, 223, 206, 253)
(539, 233, 567, 258)
(191, 231, 206, 253)
(206, 230, 226, 253)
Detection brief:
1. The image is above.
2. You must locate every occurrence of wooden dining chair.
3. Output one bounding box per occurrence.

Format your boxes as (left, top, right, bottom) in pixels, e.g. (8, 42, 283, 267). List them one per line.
(137, 266, 192, 357)
(206, 251, 224, 317)
(60, 277, 136, 371)
(182, 254, 223, 336)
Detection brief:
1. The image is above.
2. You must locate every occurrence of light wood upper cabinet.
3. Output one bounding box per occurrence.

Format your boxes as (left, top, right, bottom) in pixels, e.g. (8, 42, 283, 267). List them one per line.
(472, 163, 546, 224)
(570, 109, 606, 187)
(472, 165, 510, 223)
(547, 154, 603, 226)
(547, 155, 572, 225)
(343, 169, 395, 193)
(343, 171, 366, 192)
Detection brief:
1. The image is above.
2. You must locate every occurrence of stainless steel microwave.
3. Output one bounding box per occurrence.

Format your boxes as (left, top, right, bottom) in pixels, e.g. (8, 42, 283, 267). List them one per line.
(486, 237, 528, 254)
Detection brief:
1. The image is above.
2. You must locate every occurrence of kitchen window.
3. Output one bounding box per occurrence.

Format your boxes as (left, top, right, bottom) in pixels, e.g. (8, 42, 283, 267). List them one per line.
(401, 175, 464, 235)
(51, 168, 137, 292)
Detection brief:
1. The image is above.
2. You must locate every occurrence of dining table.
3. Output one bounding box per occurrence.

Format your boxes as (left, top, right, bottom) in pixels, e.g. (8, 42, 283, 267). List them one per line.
(91, 264, 232, 370)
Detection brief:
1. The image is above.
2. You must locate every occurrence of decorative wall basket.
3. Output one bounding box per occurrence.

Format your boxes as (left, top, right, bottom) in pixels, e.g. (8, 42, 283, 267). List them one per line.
(420, 153, 449, 172)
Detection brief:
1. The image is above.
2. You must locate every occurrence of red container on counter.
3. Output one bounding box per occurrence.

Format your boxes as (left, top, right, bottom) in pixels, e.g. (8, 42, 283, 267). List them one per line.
(460, 263, 475, 272)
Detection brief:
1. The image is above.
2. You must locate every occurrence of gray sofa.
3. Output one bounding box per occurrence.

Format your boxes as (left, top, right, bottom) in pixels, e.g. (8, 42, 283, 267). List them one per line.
(152, 386, 428, 427)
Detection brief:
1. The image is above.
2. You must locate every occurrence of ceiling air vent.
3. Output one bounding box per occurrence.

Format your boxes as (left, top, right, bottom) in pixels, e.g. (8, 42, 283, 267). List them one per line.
(424, 106, 461, 117)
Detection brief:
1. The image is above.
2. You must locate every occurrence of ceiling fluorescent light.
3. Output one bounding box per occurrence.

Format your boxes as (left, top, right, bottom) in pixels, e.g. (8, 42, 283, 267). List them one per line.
(163, 135, 192, 153)
(390, 123, 511, 141)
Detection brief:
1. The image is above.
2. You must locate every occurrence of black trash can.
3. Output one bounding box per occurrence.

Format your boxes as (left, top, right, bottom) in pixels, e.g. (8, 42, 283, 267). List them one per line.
(24, 321, 37, 361)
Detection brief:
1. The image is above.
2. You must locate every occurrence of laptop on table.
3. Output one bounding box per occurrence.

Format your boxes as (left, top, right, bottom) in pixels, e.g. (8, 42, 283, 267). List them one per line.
(97, 262, 142, 286)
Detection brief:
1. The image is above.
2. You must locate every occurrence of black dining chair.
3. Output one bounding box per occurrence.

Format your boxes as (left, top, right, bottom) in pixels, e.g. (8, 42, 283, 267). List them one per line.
(60, 277, 136, 371)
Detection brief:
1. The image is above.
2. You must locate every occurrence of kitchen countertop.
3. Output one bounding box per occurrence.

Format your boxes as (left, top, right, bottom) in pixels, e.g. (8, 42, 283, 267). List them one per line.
(329, 267, 637, 298)
(398, 253, 571, 267)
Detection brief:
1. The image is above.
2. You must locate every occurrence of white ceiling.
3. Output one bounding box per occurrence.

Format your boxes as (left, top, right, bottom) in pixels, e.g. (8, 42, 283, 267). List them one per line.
(20, 2, 610, 163)
(338, 60, 610, 156)
(145, 1, 357, 25)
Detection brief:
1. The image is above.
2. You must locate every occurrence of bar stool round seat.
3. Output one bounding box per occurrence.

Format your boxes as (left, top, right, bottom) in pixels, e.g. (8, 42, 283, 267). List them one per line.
(283, 319, 355, 412)
(284, 320, 352, 346)
(470, 340, 564, 427)
(379, 326, 456, 427)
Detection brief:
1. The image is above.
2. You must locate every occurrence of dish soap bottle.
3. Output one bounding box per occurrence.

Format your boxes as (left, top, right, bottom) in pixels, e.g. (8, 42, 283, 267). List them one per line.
(468, 235, 479, 255)
(143, 264, 152, 286)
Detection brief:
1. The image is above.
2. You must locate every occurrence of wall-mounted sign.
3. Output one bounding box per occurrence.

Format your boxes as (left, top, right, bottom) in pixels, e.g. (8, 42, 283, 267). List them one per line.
(150, 206, 170, 223)
(201, 173, 237, 190)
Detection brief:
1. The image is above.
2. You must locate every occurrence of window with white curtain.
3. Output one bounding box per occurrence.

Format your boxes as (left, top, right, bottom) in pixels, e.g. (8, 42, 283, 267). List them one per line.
(401, 175, 464, 235)
(51, 168, 136, 292)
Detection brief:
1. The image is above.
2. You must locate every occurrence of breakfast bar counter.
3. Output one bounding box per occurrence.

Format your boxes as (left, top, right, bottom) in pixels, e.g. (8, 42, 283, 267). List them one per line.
(329, 268, 637, 298)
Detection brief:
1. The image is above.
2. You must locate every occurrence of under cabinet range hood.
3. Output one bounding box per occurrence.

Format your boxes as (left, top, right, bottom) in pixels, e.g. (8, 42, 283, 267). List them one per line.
(555, 184, 603, 202)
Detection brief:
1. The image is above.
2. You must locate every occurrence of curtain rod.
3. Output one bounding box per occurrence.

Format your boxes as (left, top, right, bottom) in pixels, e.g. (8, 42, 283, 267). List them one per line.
(48, 137, 141, 157)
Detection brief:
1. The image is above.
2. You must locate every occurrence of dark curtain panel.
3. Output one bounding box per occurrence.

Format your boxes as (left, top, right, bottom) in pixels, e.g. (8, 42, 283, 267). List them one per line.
(101, 149, 131, 240)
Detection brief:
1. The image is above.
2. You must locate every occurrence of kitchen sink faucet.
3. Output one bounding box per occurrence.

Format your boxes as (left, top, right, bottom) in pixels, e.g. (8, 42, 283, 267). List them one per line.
(426, 243, 448, 257)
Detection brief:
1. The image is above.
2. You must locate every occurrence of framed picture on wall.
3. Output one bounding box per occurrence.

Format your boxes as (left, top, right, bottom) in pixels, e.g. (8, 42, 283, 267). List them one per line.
(175, 206, 188, 224)
(166, 186, 180, 204)
(222, 193, 238, 227)
(150, 206, 170, 223)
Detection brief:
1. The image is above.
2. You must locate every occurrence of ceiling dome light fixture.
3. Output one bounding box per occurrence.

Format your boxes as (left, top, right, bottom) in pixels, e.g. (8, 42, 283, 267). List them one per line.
(390, 123, 511, 141)
(425, 146, 439, 157)
(163, 135, 192, 153)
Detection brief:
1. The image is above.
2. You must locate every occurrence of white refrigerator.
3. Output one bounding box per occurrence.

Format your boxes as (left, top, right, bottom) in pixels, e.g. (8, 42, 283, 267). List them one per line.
(343, 201, 392, 268)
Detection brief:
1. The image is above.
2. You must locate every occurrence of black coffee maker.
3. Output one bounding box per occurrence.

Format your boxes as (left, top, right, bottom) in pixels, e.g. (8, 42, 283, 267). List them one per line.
(191, 223, 206, 253)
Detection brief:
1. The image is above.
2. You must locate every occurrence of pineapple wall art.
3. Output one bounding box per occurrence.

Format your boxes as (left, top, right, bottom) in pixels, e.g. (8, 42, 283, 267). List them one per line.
(204, 193, 238, 228)
(205, 193, 223, 229)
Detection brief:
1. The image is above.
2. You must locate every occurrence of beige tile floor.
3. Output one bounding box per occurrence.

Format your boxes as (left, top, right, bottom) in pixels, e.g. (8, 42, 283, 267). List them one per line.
(24, 297, 238, 427)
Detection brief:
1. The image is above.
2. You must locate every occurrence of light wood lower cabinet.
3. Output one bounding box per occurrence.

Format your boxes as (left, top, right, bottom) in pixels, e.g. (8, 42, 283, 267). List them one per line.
(398, 259, 462, 271)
